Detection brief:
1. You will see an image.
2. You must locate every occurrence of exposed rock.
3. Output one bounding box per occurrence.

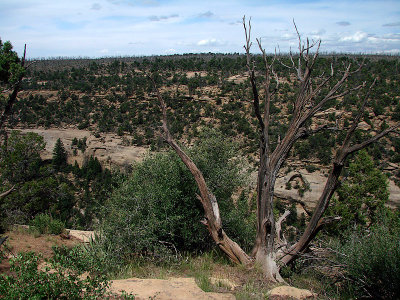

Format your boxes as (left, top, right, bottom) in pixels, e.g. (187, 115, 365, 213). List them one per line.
(275, 170, 327, 210)
(274, 169, 400, 211)
(268, 285, 315, 299)
(388, 180, 400, 208)
(357, 121, 371, 130)
(110, 277, 235, 300)
(16, 128, 400, 210)
(67, 229, 96, 243)
(17, 128, 147, 168)
(314, 107, 343, 118)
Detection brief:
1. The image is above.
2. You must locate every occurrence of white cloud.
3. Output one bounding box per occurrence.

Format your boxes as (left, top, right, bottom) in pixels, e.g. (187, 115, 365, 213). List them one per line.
(197, 38, 225, 47)
(340, 31, 368, 43)
(165, 48, 177, 54)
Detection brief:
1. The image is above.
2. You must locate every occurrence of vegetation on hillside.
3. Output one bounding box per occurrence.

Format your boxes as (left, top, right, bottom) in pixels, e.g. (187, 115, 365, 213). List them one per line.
(1, 36, 400, 298)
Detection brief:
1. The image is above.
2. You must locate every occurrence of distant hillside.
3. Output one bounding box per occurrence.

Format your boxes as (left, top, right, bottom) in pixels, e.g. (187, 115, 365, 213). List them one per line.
(6, 54, 400, 186)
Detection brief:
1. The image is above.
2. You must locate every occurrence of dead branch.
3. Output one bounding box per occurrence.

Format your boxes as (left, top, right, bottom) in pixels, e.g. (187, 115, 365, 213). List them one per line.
(149, 75, 252, 266)
(276, 210, 290, 247)
(0, 185, 15, 199)
(279, 79, 399, 266)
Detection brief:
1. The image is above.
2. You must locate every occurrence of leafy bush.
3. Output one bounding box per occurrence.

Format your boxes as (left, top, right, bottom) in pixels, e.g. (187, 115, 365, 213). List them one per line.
(1, 174, 76, 230)
(0, 251, 110, 299)
(47, 218, 65, 235)
(30, 213, 65, 235)
(0, 131, 45, 183)
(97, 128, 254, 263)
(326, 150, 388, 237)
(335, 221, 400, 299)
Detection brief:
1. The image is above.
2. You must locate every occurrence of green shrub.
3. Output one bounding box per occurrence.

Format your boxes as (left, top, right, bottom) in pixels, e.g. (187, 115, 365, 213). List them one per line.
(0, 251, 109, 299)
(335, 222, 400, 299)
(0, 131, 45, 183)
(30, 213, 51, 234)
(97, 128, 254, 263)
(30, 213, 65, 235)
(48, 218, 65, 235)
(326, 150, 388, 237)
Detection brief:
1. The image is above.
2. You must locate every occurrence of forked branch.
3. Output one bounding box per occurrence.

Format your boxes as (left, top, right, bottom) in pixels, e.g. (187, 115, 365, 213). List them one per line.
(279, 79, 399, 265)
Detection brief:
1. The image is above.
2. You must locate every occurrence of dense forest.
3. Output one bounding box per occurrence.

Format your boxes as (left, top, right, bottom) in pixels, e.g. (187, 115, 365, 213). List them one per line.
(1, 38, 400, 299)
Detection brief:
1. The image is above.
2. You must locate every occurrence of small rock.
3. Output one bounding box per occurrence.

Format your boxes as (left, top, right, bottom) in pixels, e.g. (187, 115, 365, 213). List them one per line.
(269, 285, 316, 299)
(357, 121, 371, 130)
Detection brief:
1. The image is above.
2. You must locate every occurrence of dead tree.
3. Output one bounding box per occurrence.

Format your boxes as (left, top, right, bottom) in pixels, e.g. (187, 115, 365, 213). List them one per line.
(151, 19, 399, 282)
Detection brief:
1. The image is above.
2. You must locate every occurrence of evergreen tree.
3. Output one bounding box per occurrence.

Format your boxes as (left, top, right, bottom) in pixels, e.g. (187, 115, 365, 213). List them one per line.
(52, 138, 67, 171)
(327, 149, 389, 236)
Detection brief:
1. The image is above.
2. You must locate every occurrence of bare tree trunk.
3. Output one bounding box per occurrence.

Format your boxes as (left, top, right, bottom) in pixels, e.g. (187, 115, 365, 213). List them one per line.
(279, 82, 400, 265)
(243, 17, 398, 280)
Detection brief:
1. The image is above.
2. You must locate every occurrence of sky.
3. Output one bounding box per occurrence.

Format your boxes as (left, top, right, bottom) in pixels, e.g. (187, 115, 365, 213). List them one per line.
(1, 0, 400, 59)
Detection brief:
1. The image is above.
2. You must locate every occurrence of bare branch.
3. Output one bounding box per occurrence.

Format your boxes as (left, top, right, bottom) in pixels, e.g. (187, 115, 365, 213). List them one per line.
(342, 79, 376, 148)
(243, 17, 265, 133)
(0, 185, 15, 199)
(302, 64, 360, 122)
(276, 210, 290, 247)
(296, 124, 339, 140)
(347, 124, 400, 155)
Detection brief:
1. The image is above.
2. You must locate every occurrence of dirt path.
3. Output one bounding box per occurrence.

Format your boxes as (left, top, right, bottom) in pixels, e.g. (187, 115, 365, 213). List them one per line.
(110, 277, 235, 300)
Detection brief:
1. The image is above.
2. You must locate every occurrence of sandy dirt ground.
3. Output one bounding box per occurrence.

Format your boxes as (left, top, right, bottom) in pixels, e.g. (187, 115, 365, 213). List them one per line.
(110, 277, 235, 300)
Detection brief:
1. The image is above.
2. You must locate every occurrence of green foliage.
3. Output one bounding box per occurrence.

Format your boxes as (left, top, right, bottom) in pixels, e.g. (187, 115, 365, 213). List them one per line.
(0, 131, 77, 231)
(98, 128, 254, 264)
(294, 131, 334, 165)
(0, 130, 45, 183)
(51, 245, 109, 276)
(0, 39, 25, 85)
(327, 150, 388, 236)
(0, 251, 110, 299)
(334, 221, 400, 299)
(29, 213, 65, 235)
(52, 138, 68, 171)
(72, 155, 122, 229)
(1, 174, 76, 229)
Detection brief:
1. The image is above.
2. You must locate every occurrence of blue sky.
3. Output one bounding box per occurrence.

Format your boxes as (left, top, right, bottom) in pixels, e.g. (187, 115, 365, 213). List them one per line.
(1, 0, 399, 58)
